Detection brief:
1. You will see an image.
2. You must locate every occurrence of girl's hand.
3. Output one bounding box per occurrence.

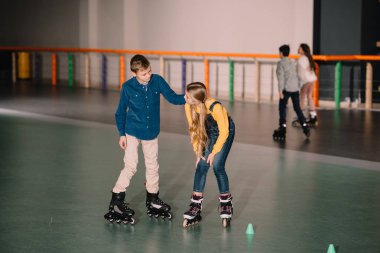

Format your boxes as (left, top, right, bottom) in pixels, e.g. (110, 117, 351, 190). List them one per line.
(207, 153, 215, 166)
(196, 155, 201, 166)
(119, 136, 127, 150)
(196, 155, 206, 166)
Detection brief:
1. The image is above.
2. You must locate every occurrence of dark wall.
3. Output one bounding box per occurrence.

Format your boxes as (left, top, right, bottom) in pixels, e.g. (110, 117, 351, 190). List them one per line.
(320, 0, 361, 55)
(0, 0, 80, 47)
(361, 0, 380, 102)
(0, 0, 80, 84)
(315, 0, 380, 102)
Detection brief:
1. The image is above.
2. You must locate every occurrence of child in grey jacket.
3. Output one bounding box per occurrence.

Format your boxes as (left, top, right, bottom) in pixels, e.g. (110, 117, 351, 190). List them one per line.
(273, 45, 310, 141)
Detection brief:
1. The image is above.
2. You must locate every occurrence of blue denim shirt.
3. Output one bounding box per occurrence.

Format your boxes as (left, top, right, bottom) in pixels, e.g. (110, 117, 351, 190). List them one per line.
(115, 74, 185, 140)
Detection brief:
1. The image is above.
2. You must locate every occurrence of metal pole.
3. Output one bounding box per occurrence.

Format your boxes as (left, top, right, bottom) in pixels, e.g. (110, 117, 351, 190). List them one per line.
(215, 63, 219, 97)
(68, 53, 73, 87)
(52, 53, 57, 86)
(119, 55, 125, 89)
(181, 59, 187, 93)
(102, 54, 107, 91)
(159, 56, 165, 78)
(255, 59, 260, 103)
(12, 52, 16, 83)
(334, 62, 342, 109)
(365, 62, 373, 109)
(204, 58, 209, 95)
(229, 59, 234, 102)
(241, 64, 246, 99)
(313, 63, 320, 107)
(84, 54, 90, 88)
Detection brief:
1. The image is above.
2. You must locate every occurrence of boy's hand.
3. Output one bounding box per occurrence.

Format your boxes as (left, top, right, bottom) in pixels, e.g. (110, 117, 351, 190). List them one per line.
(184, 94, 190, 104)
(119, 136, 127, 150)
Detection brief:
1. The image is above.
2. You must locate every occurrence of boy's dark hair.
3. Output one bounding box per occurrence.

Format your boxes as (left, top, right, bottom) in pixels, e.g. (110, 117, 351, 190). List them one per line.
(279, 45, 290, 57)
(130, 54, 150, 73)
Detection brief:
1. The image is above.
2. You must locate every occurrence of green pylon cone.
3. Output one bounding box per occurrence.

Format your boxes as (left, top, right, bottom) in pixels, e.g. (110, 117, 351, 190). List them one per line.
(245, 223, 254, 235)
(327, 244, 336, 253)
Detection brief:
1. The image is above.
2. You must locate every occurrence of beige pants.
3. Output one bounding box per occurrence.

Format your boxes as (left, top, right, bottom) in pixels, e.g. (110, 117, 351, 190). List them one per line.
(113, 134, 159, 194)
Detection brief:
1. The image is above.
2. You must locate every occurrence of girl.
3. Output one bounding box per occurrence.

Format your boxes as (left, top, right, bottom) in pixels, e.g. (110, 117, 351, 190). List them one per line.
(297, 43, 318, 125)
(182, 82, 235, 228)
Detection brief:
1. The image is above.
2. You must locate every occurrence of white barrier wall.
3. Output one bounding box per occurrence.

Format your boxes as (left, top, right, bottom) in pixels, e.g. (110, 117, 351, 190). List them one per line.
(1, 0, 314, 101)
(121, 0, 313, 54)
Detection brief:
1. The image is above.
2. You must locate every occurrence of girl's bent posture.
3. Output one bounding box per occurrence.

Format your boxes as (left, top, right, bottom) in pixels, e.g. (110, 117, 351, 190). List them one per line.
(183, 82, 235, 228)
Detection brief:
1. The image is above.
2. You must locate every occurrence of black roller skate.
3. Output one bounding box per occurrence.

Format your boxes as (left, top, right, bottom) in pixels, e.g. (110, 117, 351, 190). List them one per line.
(183, 194, 203, 227)
(146, 191, 173, 220)
(273, 124, 286, 141)
(219, 194, 233, 228)
(104, 192, 135, 225)
(306, 115, 318, 127)
(301, 123, 311, 138)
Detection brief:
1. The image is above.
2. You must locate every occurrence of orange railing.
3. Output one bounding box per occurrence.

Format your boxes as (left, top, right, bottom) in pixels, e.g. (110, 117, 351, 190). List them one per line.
(2, 46, 380, 109)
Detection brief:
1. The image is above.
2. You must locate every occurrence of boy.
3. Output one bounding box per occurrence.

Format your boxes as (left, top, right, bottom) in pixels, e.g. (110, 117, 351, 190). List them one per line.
(104, 54, 186, 224)
(272, 45, 310, 141)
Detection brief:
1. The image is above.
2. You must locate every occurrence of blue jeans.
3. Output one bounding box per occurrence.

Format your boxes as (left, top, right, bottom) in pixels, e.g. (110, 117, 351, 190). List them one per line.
(279, 90, 306, 125)
(193, 118, 235, 194)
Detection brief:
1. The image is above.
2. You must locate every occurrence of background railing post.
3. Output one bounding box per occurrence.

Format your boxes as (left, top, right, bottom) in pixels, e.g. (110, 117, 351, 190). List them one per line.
(34, 53, 42, 83)
(84, 54, 90, 88)
(68, 53, 73, 87)
(51, 53, 57, 86)
(242, 63, 246, 99)
(204, 58, 209, 95)
(181, 59, 186, 93)
(159, 56, 165, 78)
(365, 62, 373, 109)
(102, 54, 107, 91)
(119, 55, 125, 89)
(314, 63, 320, 107)
(215, 63, 219, 97)
(12, 52, 16, 83)
(255, 59, 260, 103)
(334, 61, 342, 109)
(270, 64, 275, 102)
(229, 59, 234, 102)
(18, 52, 30, 80)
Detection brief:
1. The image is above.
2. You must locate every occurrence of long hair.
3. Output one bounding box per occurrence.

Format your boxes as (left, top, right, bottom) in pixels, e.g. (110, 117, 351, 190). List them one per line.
(186, 82, 208, 156)
(300, 43, 316, 71)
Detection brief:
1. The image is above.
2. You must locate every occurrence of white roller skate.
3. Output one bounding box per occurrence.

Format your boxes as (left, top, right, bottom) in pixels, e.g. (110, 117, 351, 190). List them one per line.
(219, 193, 233, 228)
(183, 194, 203, 227)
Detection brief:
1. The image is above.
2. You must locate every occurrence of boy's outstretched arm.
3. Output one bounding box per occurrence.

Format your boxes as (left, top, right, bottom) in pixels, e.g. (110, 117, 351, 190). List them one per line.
(158, 76, 186, 105)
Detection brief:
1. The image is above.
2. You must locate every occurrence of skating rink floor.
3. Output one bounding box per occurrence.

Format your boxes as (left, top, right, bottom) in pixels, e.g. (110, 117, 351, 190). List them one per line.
(1, 83, 380, 253)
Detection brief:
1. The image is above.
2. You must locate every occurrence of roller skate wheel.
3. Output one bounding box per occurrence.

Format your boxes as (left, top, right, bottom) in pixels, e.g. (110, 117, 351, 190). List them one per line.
(116, 219, 121, 223)
(129, 217, 135, 225)
(154, 214, 159, 218)
(222, 218, 230, 227)
(167, 212, 173, 220)
(147, 211, 152, 217)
